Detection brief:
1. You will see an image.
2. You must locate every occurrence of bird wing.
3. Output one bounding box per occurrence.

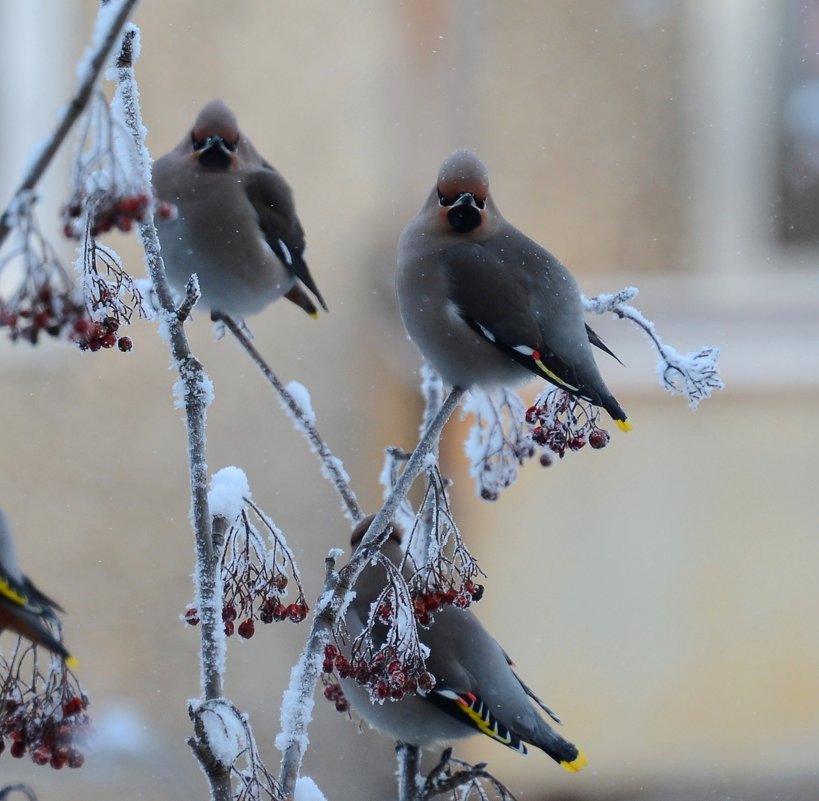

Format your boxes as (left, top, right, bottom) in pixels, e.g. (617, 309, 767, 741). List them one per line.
(0, 566, 57, 619)
(444, 244, 591, 397)
(426, 687, 528, 753)
(244, 169, 328, 312)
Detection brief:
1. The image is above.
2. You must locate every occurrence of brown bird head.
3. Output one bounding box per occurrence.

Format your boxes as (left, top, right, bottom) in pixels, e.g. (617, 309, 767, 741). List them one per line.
(189, 99, 241, 170)
(349, 514, 403, 549)
(436, 149, 490, 234)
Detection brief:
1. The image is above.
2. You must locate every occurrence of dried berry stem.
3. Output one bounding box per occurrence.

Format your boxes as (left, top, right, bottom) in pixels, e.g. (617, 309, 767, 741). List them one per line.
(0, 0, 140, 248)
(217, 313, 364, 522)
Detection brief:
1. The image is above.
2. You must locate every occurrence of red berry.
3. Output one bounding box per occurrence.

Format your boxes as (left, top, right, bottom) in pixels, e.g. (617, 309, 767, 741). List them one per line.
(222, 605, 237, 622)
(589, 429, 610, 449)
(539, 452, 553, 467)
(10, 740, 26, 758)
(117, 336, 133, 352)
(324, 644, 339, 659)
(31, 746, 50, 765)
(237, 619, 255, 639)
(184, 608, 200, 626)
(334, 698, 349, 713)
(418, 672, 436, 692)
(50, 752, 68, 770)
(63, 697, 84, 717)
(100, 332, 117, 348)
(67, 749, 85, 769)
(287, 603, 307, 622)
(224, 620, 234, 637)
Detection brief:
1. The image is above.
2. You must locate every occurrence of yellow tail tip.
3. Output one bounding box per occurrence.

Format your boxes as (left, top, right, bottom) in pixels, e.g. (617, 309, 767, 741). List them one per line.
(65, 654, 79, 670)
(309, 311, 319, 320)
(616, 418, 633, 432)
(560, 749, 588, 773)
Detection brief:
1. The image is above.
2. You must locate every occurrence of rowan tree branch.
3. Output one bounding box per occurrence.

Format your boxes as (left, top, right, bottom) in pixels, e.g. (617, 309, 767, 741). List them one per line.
(0, 0, 140, 247)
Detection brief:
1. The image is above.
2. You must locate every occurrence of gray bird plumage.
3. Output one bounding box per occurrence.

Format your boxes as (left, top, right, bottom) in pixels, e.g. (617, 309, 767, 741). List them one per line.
(0, 509, 73, 664)
(340, 516, 586, 772)
(397, 149, 631, 430)
(153, 99, 327, 320)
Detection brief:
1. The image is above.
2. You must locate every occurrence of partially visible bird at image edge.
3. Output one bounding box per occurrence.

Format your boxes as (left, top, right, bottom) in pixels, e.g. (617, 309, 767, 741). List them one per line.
(397, 148, 631, 431)
(0, 509, 77, 668)
(153, 99, 327, 321)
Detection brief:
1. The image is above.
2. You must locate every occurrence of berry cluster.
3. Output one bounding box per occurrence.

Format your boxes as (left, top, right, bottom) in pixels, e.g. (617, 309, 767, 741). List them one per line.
(183, 599, 309, 638)
(73, 315, 132, 352)
(0, 285, 84, 346)
(525, 388, 610, 466)
(322, 681, 350, 714)
(391, 581, 484, 627)
(322, 644, 435, 704)
(62, 194, 175, 239)
(0, 694, 90, 769)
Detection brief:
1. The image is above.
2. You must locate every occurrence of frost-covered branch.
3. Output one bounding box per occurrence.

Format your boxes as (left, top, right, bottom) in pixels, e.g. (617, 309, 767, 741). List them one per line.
(0, 785, 38, 801)
(0, 0, 140, 247)
(419, 749, 516, 801)
(277, 387, 464, 799)
(584, 287, 724, 409)
(217, 313, 364, 524)
(111, 24, 233, 801)
(396, 743, 422, 801)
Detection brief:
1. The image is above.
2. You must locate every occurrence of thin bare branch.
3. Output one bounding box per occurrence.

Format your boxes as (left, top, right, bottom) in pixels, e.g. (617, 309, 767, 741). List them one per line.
(0, 0, 140, 247)
(217, 312, 364, 523)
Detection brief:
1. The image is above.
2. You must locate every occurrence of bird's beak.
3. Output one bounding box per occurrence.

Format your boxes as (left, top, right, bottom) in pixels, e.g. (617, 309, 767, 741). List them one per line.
(447, 192, 482, 233)
(197, 136, 234, 169)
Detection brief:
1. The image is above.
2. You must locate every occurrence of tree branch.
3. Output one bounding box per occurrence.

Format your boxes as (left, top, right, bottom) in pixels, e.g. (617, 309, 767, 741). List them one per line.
(217, 312, 364, 523)
(277, 387, 464, 798)
(396, 742, 422, 801)
(0, 0, 140, 247)
(112, 23, 230, 801)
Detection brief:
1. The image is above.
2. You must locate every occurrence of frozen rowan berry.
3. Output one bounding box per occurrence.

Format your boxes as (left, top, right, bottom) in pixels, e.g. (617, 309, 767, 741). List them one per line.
(271, 574, 288, 591)
(418, 672, 435, 692)
(31, 746, 50, 765)
(237, 619, 255, 639)
(469, 583, 484, 602)
(525, 405, 539, 424)
(354, 663, 370, 683)
(334, 655, 350, 676)
(480, 488, 498, 501)
(63, 697, 85, 717)
(540, 452, 553, 467)
(67, 749, 85, 769)
(375, 682, 389, 700)
(570, 435, 586, 450)
(50, 752, 68, 770)
(287, 603, 307, 623)
(117, 336, 133, 352)
(589, 429, 610, 449)
(322, 658, 334, 673)
(416, 611, 431, 626)
(184, 608, 200, 626)
(100, 332, 117, 348)
(334, 698, 349, 713)
(453, 594, 470, 609)
(222, 605, 237, 622)
(324, 644, 339, 659)
(223, 620, 234, 637)
(272, 602, 288, 621)
(10, 740, 26, 758)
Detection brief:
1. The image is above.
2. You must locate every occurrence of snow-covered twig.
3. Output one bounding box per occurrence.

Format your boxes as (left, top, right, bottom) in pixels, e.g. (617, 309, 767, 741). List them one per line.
(396, 742, 422, 801)
(0, 0, 140, 248)
(111, 25, 232, 801)
(277, 388, 464, 799)
(584, 288, 724, 409)
(217, 313, 364, 523)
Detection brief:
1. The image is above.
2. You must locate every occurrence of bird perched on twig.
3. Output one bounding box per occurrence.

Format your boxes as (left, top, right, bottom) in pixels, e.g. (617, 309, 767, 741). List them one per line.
(397, 149, 631, 430)
(340, 516, 587, 772)
(0, 510, 76, 667)
(153, 99, 327, 321)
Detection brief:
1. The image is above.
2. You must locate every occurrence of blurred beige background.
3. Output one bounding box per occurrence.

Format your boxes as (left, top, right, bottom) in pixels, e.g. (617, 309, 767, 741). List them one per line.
(1, 1, 818, 799)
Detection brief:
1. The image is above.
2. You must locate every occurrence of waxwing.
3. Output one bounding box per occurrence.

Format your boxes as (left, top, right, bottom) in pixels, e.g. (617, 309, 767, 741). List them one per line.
(0, 510, 75, 666)
(153, 99, 327, 320)
(397, 149, 630, 430)
(340, 516, 586, 772)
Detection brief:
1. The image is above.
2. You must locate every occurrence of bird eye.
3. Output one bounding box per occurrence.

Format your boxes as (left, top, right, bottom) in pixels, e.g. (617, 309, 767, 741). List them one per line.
(438, 191, 454, 207)
(226, 139, 239, 153)
(475, 198, 485, 209)
(191, 134, 206, 151)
